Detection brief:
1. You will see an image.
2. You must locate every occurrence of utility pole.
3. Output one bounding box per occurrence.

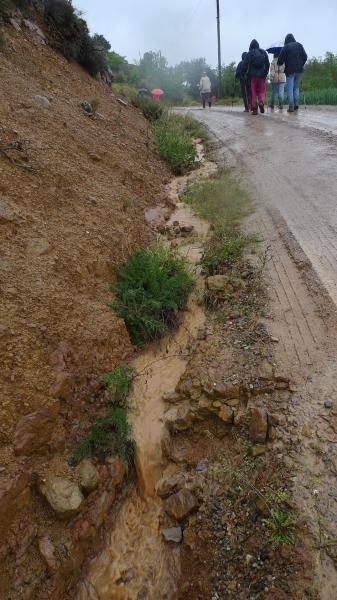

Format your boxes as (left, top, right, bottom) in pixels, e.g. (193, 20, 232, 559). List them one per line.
(216, 0, 222, 98)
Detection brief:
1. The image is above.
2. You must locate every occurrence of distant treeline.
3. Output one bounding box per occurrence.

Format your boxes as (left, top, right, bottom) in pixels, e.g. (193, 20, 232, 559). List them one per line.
(110, 50, 337, 105)
(1, 2, 337, 103)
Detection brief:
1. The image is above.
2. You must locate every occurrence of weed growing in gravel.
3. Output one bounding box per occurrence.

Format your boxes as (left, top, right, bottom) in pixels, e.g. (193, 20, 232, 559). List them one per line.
(263, 509, 295, 547)
(73, 408, 133, 465)
(110, 243, 194, 346)
(102, 365, 132, 408)
(201, 229, 248, 275)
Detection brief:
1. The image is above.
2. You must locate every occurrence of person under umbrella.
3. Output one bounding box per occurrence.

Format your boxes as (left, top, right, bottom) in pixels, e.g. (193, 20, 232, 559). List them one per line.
(151, 88, 164, 103)
(277, 34, 307, 113)
(269, 52, 286, 109)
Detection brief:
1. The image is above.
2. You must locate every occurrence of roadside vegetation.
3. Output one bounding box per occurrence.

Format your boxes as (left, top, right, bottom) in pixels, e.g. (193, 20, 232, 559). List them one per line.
(153, 114, 198, 173)
(73, 366, 134, 465)
(300, 88, 337, 105)
(102, 365, 132, 408)
(132, 96, 206, 173)
(182, 171, 261, 281)
(110, 243, 194, 346)
(73, 407, 134, 465)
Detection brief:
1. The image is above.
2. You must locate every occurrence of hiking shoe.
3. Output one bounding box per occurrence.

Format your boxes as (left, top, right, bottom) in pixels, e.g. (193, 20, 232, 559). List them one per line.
(269, 103, 275, 110)
(251, 109, 258, 115)
(294, 105, 299, 111)
(287, 105, 295, 113)
(259, 102, 265, 113)
(279, 103, 283, 110)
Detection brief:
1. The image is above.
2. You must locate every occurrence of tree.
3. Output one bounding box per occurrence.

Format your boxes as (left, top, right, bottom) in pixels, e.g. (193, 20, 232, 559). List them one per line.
(174, 58, 215, 99)
(222, 62, 239, 98)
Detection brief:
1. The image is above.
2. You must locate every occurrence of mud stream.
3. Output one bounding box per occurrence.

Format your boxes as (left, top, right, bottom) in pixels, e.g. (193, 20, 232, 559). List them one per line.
(78, 157, 216, 599)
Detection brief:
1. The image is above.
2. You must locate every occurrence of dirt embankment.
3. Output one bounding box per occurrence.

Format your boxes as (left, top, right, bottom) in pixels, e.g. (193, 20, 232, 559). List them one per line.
(0, 19, 170, 599)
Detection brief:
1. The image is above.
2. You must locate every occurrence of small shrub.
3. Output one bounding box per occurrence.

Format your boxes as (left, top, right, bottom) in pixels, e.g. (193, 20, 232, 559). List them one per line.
(44, 0, 110, 74)
(1, 0, 32, 18)
(110, 244, 194, 346)
(73, 408, 133, 465)
(153, 114, 197, 174)
(102, 365, 132, 408)
(263, 509, 295, 547)
(132, 96, 163, 121)
(201, 229, 247, 275)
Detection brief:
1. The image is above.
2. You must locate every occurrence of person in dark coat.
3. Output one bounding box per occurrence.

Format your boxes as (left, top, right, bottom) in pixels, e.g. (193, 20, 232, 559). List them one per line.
(278, 33, 307, 112)
(235, 52, 250, 112)
(242, 39, 270, 115)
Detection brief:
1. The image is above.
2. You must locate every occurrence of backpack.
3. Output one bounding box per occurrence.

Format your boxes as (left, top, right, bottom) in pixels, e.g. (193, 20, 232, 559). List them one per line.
(250, 48, 265, 69)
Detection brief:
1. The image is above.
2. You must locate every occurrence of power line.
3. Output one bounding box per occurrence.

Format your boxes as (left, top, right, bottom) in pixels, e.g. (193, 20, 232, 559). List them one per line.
(183, 0, 206, 32)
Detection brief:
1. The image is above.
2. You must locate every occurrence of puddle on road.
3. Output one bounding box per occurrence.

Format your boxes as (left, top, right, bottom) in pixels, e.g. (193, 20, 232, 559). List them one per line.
(78, 156, 215, 600)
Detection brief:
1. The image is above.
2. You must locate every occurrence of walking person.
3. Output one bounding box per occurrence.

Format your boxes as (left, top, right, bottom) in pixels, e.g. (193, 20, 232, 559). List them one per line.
(236, 52, 250, 112)
(277, 33, 307, 113)
(199, 71, 212, 108)
(242, 40, 270, 115)
(269, 52, 286, 109)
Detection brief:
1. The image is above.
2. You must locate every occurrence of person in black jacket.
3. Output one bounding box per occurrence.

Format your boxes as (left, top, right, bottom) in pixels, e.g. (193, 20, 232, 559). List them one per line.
(242, 39, 270, 115)
(278, 33, 307, 112)
(235, 52, 250, 112)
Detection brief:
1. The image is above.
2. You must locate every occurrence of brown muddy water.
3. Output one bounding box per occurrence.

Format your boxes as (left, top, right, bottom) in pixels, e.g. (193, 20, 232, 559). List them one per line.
(77, 157, 216, 599)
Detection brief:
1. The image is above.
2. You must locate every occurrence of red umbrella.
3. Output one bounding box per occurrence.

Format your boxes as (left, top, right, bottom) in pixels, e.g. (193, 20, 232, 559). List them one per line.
(151, 88, 164, 102)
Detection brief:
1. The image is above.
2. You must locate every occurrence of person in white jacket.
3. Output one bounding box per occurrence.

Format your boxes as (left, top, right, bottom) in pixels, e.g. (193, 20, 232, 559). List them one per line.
(199, 72, 212, 108)
(269, 52, 286, 109)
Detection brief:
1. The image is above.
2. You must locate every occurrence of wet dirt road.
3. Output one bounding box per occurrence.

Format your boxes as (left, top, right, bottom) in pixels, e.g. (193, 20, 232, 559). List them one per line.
(180, 106, 337, 308)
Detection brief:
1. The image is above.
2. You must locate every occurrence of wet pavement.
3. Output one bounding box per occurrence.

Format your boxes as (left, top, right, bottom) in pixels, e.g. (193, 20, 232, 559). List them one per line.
(178, 106, 337, 307)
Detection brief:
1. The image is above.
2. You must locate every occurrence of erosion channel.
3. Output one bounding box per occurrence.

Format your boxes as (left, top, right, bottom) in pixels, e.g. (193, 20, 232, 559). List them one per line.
(78, 153, 215, 599)
(80, 119, 337, 600)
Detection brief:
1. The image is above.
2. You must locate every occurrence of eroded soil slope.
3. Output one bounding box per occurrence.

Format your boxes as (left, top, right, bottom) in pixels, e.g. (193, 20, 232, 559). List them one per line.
(0, 21, 169, 598)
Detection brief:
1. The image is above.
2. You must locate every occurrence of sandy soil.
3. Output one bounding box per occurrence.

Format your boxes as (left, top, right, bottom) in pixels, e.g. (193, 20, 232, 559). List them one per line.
(0, 21, 169, 599)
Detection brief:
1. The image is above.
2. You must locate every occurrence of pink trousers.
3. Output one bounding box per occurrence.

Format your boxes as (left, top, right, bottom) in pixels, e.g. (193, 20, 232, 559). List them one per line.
(251, 77, 266, 109)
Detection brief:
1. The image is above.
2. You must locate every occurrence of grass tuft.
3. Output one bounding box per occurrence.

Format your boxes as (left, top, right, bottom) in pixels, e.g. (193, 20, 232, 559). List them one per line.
(110, 243, 194, 346)
(182, 170, 251, 226)
(73, 408, 133, 465)
(153, 113, 199, 174)
(102, 365, 132, 408)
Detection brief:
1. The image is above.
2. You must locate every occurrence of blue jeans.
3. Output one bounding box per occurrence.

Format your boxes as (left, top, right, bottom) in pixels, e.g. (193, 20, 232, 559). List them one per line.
(286, 73, 302, 106)
(270, 82, 285, 104)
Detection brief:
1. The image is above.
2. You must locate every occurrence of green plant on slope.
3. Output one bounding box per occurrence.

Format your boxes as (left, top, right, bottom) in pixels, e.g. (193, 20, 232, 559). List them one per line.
(263, 509, 295, 547)
(73, 408, 133, 465)
(153, 114, 198, 174)
(102, 365, 132, 408)
(132, 96, 163, 121)
(110, 243, 194, 346)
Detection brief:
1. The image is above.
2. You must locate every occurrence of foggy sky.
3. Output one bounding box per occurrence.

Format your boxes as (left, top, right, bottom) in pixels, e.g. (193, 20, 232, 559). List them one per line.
(75, 0, 337, 66)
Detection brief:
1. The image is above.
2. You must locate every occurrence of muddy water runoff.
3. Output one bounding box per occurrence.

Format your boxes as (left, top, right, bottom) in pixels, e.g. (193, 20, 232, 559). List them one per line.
(78, 155, 216, 599)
